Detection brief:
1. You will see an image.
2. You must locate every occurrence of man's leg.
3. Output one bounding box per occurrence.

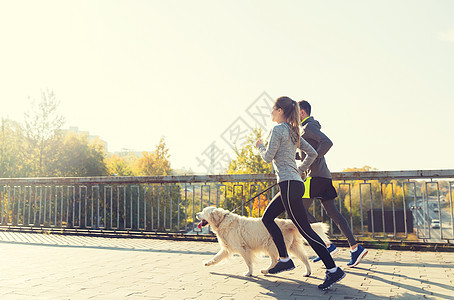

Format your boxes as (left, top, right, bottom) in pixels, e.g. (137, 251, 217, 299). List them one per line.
(302, 197, 318, 223)
(320, 199, 357, 247)
(321, 198, 368, 267)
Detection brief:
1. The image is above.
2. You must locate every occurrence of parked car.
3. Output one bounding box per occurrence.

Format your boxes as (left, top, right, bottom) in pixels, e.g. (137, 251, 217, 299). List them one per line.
(431, 219, 440, 229)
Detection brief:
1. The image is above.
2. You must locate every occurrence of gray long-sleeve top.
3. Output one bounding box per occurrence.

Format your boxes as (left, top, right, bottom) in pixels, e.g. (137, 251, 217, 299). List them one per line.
(257, 123, 317, 183)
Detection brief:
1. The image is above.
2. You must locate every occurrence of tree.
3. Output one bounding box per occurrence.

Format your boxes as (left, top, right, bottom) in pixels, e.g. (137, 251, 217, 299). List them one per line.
(342, 166, 377, 172)
(106, 154, 135, 176)
(136, 137, 172, 176)
(227, 128, 272, 175)
(49, 132, 107, 177)
(24, 90, 65, 176)
(0, 118, 30, 177)
(226, 128, 274, 216)
(134, 137, 181, 231)
(334, 166, 406, 235)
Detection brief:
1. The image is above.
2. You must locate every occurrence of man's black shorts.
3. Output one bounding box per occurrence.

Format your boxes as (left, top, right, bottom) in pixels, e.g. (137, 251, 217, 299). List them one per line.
(303, 177, 338, 200)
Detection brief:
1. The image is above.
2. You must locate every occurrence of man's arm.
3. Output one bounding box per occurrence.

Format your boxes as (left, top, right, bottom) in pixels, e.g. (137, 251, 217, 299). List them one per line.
(298, 138, 317, 175)
(304, 125, 333, 158)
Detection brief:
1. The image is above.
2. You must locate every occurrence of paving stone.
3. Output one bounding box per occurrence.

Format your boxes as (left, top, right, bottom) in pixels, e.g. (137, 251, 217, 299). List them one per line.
(0, 232, 453, 299)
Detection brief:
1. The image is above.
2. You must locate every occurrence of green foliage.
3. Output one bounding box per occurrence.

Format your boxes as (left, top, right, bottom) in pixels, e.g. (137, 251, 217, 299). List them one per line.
(24, 90, 65, 176)
(136, 137, 172, 176)
(50, 133, 107, 177)
(327, 166, 412, 235)
(339, 166, 404, 212)
(0, 91, 185, 232)
(227, 128, 272, 175)
(0, 91, 174, 179)
(342, 166, 376, 172)
(106, 154, 135, 176)
(0, 118, 29, 177)
(225, 128, 274, 217)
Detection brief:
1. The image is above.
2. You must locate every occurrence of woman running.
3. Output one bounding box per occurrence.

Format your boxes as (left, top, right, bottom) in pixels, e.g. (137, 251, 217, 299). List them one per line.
(256, 96, 345, 290)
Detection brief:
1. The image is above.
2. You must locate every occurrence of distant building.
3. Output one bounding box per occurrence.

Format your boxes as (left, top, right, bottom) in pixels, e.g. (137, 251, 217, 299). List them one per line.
(112, 149, 143, 158)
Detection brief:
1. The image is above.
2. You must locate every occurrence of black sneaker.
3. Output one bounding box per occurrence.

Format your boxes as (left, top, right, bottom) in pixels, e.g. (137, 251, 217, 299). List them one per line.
(268, 259, 295, 274)
(318, 268, 346, 290)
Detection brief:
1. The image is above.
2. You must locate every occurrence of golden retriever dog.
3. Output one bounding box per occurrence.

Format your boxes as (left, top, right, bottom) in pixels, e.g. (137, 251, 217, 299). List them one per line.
(196, 206, 330, 277)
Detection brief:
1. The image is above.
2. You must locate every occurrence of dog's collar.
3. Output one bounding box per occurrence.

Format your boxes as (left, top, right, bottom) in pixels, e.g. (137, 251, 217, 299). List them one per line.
(216, 212, 230, 226)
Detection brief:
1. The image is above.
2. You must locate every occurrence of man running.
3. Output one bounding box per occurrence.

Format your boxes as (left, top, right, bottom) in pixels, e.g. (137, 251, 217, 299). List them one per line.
(298, 100, 368, 268)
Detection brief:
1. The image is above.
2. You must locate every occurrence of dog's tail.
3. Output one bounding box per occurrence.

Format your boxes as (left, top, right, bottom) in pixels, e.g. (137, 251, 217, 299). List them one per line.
(310, 222, 329, 234)
(309, 222, 331, 245)
(292, 222, 330, 246)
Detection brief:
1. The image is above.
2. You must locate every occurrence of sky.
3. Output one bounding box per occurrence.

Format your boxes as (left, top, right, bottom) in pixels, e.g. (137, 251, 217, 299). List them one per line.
(1, 0, 453, 174)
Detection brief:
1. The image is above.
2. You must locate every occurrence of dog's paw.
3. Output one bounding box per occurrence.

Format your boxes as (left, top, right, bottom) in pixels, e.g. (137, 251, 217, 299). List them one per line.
(260, 269, 269, 275)
(243, 271, 253, 276)
(303, 271, 311, 277)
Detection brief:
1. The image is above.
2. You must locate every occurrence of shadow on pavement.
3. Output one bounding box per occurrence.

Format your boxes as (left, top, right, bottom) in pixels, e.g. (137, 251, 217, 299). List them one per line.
(347, 266, 454, 300)
(0, 239, 218, 256)
(208, 271, 370, 299)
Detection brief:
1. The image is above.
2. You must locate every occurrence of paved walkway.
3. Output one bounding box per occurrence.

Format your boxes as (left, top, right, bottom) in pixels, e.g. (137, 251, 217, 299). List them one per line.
(0, 232, 453, 299)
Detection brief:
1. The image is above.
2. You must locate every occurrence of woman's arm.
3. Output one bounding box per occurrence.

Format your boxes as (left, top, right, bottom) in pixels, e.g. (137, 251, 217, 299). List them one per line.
(256, 126, 281, 163)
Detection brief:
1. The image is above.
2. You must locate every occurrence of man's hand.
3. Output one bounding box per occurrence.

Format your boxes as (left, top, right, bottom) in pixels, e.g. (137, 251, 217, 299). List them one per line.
(298, 166, 308, 181)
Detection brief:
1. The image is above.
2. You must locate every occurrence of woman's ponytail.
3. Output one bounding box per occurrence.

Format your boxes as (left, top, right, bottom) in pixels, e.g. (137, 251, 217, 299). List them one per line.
(275, 97, 301, 148)
(289, 100, 301, 149)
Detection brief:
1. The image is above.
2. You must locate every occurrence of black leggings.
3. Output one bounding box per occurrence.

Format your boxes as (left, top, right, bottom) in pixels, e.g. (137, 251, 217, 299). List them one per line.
(303, 198, 357, 247)
(262, 180, 336, 269)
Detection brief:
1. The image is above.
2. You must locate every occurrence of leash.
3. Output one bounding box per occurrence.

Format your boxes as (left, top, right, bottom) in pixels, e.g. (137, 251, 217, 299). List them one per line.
(230, 182, 278, 214)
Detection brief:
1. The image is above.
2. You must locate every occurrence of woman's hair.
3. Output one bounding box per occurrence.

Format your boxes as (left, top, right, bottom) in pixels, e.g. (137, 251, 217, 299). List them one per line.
(274, 96, 301, 148)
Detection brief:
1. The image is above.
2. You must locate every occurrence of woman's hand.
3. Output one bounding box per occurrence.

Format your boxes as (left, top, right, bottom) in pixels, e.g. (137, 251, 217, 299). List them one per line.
(255, 139, 264, 148)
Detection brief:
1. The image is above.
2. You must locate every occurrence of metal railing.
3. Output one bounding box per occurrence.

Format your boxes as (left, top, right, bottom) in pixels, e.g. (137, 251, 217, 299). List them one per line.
(1, 170, 453, 243)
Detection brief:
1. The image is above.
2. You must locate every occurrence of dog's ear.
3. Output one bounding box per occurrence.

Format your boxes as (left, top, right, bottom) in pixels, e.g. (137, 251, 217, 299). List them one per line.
(209, 208, 225, 227)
